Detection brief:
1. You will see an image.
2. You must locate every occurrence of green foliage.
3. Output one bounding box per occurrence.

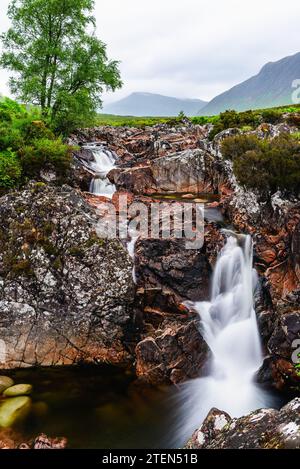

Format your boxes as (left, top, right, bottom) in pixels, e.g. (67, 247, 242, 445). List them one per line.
(208, 110, 261, 140)
(190, 115, 219, 125)
(1, 0, 122, 134)
(96, 114, 174, 128)
(221, 134, 262, 161)
(21, 120, 55, 142)
(0, 149, 22, 188)
(221, 133, 300, 195)
(260, 109, 281, 124)
(0, 96, 72, 188)
(19, 138, 72, 178)
(51, 89, 97, 135)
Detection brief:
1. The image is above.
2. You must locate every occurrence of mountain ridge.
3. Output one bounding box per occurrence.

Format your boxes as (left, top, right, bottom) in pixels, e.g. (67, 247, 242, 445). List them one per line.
(198, 51, 300, 115)
(102, 92, 207, 117)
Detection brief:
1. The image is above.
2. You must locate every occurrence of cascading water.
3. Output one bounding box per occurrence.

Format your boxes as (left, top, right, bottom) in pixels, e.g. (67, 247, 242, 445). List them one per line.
(84, 143, 116, 197)
(172, 233, 275, 446)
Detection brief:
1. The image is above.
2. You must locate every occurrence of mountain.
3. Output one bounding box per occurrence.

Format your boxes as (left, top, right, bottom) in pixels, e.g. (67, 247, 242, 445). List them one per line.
(199, 52, 300, 115)
(102, 92, 207, 117)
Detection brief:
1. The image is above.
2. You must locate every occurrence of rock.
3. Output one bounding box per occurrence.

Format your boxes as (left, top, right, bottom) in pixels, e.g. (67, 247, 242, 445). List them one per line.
(0, 397, 31, 428)
(108, 166, 156, 194)
(135, 238, 212, 313)
(3, 384, 33, 397)
(32, 433, 67, 449)
(69, 124, 210, 168)
(135, 320, 209, 384)
(150, 149, 217, 194)
(257, 356, 300, 392)
(268, 311, 300, 359)
(185, 408, 231, 449)
(0, 183, 135, 368)
(257, 311, 300, 391)
(0, 377, 14, 393)
(0, 430, 67, 449)
(185, 398, 300, 449)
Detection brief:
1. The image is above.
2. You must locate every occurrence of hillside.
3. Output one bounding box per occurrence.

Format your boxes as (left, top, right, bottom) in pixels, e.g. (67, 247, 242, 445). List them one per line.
(103, 92, 207, 116)
(199, 51, 300, 115)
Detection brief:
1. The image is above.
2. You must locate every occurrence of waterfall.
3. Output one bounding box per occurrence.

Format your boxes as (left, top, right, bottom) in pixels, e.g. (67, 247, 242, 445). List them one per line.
(84, 144, 116, 197)
(172, 234, 274, 446)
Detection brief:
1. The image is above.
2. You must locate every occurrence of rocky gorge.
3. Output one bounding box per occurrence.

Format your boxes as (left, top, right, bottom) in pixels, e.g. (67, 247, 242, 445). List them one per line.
(0, 119, 299, 448)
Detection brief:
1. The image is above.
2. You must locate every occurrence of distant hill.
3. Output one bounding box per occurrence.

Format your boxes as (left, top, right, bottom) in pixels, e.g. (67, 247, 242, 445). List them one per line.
(102, 92, 207, 117)
(199, 52, 300, 115)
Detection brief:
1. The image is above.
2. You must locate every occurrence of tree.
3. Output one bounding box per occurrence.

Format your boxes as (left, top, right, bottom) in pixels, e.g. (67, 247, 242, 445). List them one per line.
(0, 0, 122, 132)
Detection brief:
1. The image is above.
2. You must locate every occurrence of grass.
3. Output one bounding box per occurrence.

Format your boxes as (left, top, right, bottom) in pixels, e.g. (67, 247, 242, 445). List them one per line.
(96, 103, 300, 128)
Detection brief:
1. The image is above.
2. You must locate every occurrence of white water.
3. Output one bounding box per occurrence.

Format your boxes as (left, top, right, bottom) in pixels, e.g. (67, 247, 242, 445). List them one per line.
(173, 234, 274, 445)
(84, 144, 116, 197)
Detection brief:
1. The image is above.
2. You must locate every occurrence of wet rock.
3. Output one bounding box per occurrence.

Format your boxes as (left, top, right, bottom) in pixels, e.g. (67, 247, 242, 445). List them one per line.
(108, 166, 156, 194)
(268, 311, 300, 359)
(135, 238, 212, 311)
(135, 320, 209, 384)
(150, 149, 217, 194)
(186, 398, 300, 449)
(0, 377, 14, 393)
(134, 224, 224, 315)
(3, 384, 33, 397)
(0, 397, 32, 428)
(185, 408, 231, 449)
(69, 124, 210, 167)
(257, 311, 300, 392)
(0, 183, 135, 368)
(32, 433, 67, 449)
(0, 430, 67, 449)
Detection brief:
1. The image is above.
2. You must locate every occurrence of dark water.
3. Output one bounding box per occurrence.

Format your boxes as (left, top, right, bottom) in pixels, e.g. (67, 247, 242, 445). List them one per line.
(2, 365, 288, 449)
(7, 366, 175, 449)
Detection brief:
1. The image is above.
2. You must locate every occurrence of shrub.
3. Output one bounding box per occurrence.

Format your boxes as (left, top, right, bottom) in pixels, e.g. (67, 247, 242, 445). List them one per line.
(21, 120, 55, 142)
(209, 110, 240, 139)
(261, 109, 281, 124)
(221, 134, 262, 161)
(0, 150, 22, 188)
(222, 133, 300, 195)
(19, 138, 72, 178)
(287, 114, 300, 128)
(0, 125, 23, 151)
(51, 90, 97, 136)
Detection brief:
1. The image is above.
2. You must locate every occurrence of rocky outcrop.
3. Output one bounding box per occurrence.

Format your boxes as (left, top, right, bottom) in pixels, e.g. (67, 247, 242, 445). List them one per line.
(186, 398, 300, 449)
(135, 320, 209, 385)
(108, 166, 156, 195)
(69, 121, 300, 389)
(0, 183, 135, 368)
(69, 124, 210, 167)
(257, 304, 300, 392)
(134, 224, 224, 315)
(150, 149, 217, 194)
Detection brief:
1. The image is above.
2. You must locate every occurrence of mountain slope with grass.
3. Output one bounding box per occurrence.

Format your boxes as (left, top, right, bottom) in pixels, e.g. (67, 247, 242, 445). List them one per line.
(199, 52, 300, 115)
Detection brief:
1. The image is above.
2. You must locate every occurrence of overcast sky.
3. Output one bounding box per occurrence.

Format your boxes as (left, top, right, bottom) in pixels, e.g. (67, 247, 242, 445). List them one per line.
(0, 0, 300, 105)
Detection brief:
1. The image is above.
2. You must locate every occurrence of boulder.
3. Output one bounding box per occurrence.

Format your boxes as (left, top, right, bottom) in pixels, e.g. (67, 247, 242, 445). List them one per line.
(185, 398, 300, 449)
(3, 384, 33, 397)
(0, 397, 31, 428)
(257, 311, 300, 392)
(135, 320, 209, 384)
(0, 183, 135, 368)
(150, 149, 217, 194)
(0, 377, 14, 393)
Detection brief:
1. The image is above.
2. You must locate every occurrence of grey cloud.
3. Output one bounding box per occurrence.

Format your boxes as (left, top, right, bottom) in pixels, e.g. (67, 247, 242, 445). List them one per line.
(1, 0, 300, 104)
